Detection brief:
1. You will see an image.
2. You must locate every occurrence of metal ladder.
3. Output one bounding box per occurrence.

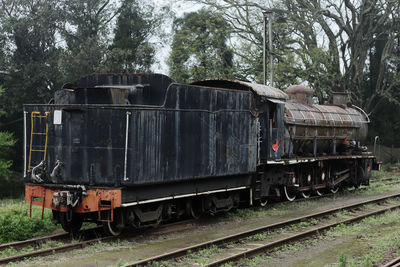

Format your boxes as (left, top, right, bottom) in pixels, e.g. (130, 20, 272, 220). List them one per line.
(28, 186, 46, 219)
(98, 200, 114, 222)
(28, 111, 50, 172)
(29, 193, 46, 219)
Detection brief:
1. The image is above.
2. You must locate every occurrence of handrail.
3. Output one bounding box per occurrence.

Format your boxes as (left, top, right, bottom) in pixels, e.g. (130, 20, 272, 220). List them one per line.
(351, 104, 370, 123)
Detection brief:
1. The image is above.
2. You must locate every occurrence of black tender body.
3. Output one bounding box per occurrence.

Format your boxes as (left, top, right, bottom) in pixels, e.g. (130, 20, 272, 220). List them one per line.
(25, 74, 258, 189)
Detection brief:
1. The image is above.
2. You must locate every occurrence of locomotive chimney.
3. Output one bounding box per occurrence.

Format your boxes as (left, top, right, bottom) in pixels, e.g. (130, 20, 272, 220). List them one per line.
(332, 92, 349, 105)
(285, 85, 313, 105)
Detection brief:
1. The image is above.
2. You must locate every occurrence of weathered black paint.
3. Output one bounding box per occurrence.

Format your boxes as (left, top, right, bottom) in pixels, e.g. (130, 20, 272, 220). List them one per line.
(25, 74, 258, 187)
(57, 73, 174, 106)
(120, 174, 252, 203)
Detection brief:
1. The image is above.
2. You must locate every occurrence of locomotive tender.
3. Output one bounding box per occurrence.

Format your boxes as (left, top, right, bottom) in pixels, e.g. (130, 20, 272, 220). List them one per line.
(24, 73, 378, 235)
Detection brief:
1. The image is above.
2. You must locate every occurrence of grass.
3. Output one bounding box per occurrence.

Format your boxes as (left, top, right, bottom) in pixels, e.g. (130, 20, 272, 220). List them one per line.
(106, 258, 130, 267)
(327, 210, 400, 266)
(248, 209, 400, 266)
(0, 198, 58, 244)
(246, 232, 267, 242)
(335, 230, 400, 267)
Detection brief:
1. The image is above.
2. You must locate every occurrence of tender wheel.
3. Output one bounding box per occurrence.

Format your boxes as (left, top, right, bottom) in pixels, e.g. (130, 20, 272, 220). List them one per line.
(59, 211, 83, 234)
(301, 191, 311, 199)
(353, 182, 362, 190)
(284, 186, 296, 201)
(103, 209, 123, 236)
(315, 189, 324, 196)
(355, 166, 364, 189)
(187, 199, 204, 219)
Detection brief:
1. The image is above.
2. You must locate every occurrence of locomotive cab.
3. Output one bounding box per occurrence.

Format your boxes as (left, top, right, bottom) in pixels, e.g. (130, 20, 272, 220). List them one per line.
(259, 100, 285, 162)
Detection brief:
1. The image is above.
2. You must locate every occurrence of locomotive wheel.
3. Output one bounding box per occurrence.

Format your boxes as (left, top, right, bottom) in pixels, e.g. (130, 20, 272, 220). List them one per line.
(330, 185, 340, 194)
(259, 197, 268, 207)
(103, 209, 123, 236)
(315, 189, 324, 196)
(283, 186, 296, 201)
(301, 191, 311, 199)
(354, 167, 364, 189)
(59, 211, 83, 234)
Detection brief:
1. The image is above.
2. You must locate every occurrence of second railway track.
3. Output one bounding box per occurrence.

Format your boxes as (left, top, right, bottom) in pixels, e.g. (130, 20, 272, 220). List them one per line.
(126, 192, 400, 266)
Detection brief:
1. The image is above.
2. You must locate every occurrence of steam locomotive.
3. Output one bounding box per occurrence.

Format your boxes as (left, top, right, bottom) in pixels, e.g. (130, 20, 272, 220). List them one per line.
(24, 73, 378, 235)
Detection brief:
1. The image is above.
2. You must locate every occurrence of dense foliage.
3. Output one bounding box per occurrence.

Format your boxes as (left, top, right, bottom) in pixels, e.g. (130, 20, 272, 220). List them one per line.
(0, 87, 15, 181)
(168, 9, 234, 83)
(107, 0, 159, 73)
(0, 200, 56, 243)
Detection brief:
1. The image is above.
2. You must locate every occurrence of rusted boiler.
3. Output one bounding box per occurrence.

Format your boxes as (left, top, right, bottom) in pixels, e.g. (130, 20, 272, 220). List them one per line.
(282, 85, 369, 157)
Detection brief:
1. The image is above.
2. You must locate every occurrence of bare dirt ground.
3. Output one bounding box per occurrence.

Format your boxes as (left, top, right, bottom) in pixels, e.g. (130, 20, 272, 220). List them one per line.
(8, 172, 400, 267)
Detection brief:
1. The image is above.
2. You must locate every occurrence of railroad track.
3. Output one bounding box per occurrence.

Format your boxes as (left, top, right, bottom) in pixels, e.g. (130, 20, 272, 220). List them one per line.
(126, 192, 400, 267)
(370, 177, 396, 183)
(366, 178, 400, 187)
(0, 226, 102, 253)
(0, 227, 112, 265)
(383, 256, 400, 267)
(0, 219, 197, 265)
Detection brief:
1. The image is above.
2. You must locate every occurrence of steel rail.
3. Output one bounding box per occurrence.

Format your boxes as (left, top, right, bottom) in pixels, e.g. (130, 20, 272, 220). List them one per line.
(0, 227, 102, 253)
(205, 203, 400, 266)
(0, 235, 115, 264)
(382, 256, 400, 267)
(0, 232, 69, 252)
(126, 192, 400, 267)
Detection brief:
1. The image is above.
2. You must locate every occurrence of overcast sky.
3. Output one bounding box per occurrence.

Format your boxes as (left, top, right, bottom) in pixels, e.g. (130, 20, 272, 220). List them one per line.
(152, 0, 203, 74)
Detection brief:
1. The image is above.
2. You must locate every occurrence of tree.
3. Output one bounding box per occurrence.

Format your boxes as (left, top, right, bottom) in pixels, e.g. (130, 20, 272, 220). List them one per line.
(0, 86, 15, 179)
(0, 0, 62, 115)
(106, 0, 158, 73)
(195, 0, 399, 109)
(168, 9, 234, 83)
(58, 0, 118, 81)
